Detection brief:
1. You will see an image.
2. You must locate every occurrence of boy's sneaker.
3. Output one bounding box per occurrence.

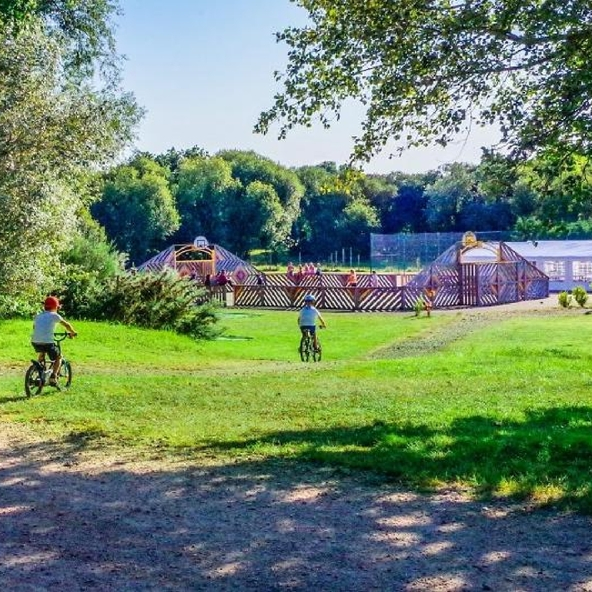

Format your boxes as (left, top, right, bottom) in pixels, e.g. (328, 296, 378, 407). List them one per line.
(49, 376, 58, 387)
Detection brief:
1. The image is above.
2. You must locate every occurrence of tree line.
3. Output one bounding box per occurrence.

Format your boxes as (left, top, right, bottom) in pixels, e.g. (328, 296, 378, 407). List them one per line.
(91, 147, 592, 267)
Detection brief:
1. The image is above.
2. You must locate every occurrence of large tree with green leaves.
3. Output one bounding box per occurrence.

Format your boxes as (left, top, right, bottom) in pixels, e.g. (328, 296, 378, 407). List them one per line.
(217, 150, 304, 256)
(294, 164, 379, 258)
(0, 2, 141, 302)
(174, 155, 240, 247)
(93, 157, 179, 265)
(175, 152, 298, 257)
(257, 0, 592, 162)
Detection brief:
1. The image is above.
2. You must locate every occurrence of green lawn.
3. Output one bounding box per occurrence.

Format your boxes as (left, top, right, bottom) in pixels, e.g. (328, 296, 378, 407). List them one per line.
(2, 308, 592, 512)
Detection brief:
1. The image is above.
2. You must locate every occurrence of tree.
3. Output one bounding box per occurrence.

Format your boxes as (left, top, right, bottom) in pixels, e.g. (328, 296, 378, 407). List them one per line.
(227, 180, 285, 257)
(519, 150, 592, 225)
(175, 151, 304, 257)
(174, 155, 240, 246)
(294, 163, 380, 259)
(257, 1, 592, 162)
(93, 157, 179, 265)
(0, 0, 120, 76)
(337, 198, 380, 257)
(0, 19, 141, 299)
(424, 164, 476, 231)
(217, 150, 304, 254)
(378, 172, 436, 233)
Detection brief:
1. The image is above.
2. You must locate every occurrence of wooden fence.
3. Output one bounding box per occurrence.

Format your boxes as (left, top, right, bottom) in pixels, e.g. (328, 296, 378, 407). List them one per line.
(205, 264, 548, 312)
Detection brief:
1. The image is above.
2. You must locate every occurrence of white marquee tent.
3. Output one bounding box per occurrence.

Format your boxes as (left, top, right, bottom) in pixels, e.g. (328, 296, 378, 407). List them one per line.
(507, 241, 592, 292)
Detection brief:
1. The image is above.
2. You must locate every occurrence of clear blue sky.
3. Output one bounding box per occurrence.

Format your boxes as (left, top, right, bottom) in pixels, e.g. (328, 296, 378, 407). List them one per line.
(116, 0, 497, 174)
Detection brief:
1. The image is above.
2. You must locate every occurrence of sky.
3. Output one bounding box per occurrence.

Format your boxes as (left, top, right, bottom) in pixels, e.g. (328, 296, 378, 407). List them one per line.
(115, 0, 499, 175)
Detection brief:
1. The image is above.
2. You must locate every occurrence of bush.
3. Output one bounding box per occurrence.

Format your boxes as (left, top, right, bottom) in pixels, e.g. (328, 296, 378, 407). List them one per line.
(87, 271, 220, 340)
(558, 291, 572, 308)
(58, 225, 126, 318)
(573, 286, 588, 308)
(0, 293, 38, 319)
(414, 297, 425, 317)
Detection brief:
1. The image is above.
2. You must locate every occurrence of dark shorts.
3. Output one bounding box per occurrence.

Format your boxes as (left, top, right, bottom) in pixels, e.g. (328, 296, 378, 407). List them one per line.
(32, 342, 59, 361)
(300, 325, 316, 335)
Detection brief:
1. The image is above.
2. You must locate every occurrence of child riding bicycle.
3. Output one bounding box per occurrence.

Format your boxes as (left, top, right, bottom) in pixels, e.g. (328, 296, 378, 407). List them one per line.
(31, 296, 77, 386)
(298, 294, 326, 350)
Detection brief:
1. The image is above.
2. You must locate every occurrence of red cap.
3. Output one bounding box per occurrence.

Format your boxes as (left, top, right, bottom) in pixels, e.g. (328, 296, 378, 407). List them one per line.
(44, 296, 60, 310)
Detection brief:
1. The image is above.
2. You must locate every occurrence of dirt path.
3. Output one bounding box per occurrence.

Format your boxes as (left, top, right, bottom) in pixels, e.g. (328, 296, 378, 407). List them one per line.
(1, 422, 591, 591)
(3, 297, 592, 591)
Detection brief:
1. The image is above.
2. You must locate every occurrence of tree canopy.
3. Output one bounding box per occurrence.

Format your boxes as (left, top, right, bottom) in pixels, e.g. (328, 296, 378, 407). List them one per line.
(0, 1, 141, 299)
(93, 157, 179, 265)
(257, 0, 592, 162)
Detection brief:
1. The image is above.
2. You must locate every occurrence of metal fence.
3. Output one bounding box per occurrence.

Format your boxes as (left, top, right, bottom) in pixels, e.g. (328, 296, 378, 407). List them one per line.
(370, 231, 517, 271)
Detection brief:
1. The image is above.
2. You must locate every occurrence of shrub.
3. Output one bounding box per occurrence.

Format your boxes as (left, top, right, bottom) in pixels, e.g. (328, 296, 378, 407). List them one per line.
(0, 293, 38, 319)
(89, 271, 220, 340)
(414, 297, 425, 317)
(573, 286, 588, 308)
(558, 291, 572, 308)
(59, 225, 126, 318)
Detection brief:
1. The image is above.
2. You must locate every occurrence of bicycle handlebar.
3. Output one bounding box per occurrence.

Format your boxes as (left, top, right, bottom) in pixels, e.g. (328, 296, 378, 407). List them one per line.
(54, 331, 74, 342)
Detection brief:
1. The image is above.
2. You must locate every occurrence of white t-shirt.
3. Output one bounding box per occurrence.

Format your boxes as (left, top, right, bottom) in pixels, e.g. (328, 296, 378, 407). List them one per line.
(298, 305, 320, 327)
(31, 311, 63, 343)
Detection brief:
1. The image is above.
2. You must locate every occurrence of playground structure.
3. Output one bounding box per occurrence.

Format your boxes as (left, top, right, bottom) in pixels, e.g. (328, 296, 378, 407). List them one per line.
(230, 234, 548, 311)
(137, 236, 257, 283)
(138, 234, 549, 311)
(405, 234, 549, 308)
(370, 230, 516, 271)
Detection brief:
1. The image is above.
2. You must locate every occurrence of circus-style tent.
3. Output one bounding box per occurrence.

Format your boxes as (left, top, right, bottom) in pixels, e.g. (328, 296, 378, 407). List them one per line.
(137, 236, 257, 283)
(406, 233, 549, 307)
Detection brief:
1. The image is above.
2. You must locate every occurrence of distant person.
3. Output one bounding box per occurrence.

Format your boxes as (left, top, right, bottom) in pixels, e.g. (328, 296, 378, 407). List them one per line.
(287, 262, 295, 278)
(424, 287, 436, 316)
(346, 269, 357, 287)
(297, 294, 326, 351)
(216, 270, 230, 286)
(256, 273, 265, 286)
(369, 271, 378, 288)
(315, 263, 323, 284)
(204, 273, 211, 287)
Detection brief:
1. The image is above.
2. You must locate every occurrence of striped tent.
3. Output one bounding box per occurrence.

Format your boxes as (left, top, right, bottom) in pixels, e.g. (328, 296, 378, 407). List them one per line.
(406, 236, 549, 307)
(137, 239, 257, 283)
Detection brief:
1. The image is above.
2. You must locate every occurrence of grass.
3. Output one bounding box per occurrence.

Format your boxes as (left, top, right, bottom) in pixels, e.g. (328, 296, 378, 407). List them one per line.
(2, 308, 592, 512)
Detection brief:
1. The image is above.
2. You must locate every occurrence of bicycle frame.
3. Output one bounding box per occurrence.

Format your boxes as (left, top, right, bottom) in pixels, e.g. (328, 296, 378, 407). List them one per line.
(299, 328, 321, 362)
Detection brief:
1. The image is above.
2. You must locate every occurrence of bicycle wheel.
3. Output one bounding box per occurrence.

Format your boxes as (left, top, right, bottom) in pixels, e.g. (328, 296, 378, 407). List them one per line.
(313, 340, 322, 362)
(25, 364, 44, 397)
(57, 360, 72, 389)
(299, 335, 311, 362)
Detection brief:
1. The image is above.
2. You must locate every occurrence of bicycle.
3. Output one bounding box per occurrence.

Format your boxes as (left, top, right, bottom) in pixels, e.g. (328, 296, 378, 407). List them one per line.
(299, 328, 322, 362)
(25, 332, 73, 397)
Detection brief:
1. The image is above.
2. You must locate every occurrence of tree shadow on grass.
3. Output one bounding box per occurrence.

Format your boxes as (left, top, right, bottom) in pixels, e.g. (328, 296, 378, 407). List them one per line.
(202, 406, 592, 512)
(0, 429, 591, 591)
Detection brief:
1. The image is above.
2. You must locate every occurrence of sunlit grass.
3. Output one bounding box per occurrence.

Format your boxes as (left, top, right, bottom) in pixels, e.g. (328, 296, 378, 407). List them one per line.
(2, 309, 592, 512)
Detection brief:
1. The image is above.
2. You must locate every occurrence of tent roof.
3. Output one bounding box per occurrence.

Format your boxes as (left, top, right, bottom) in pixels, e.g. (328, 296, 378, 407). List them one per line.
(137, 241, 257, 275)
(506, 240, 592, 258)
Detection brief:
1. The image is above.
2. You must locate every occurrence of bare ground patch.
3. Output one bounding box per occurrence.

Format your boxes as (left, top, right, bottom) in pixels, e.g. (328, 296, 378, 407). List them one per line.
(1, 422, 592, 591)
